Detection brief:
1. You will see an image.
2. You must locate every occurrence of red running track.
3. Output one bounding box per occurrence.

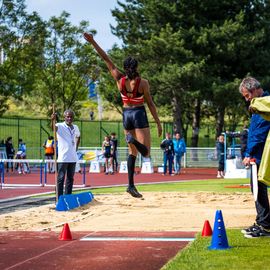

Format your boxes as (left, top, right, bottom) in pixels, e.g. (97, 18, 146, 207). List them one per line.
(0, 231, 197, 270)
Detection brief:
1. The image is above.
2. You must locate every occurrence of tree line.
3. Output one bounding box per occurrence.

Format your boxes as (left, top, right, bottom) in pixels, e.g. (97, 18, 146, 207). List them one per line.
(1, 0, 270, 147)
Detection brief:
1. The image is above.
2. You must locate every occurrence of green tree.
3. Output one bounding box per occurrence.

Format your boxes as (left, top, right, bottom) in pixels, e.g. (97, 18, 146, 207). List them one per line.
(0, 0, 46, 115)
(112, 1, 208, 144)
(111, 0, 270, 145)
(34, 12, 98, 117)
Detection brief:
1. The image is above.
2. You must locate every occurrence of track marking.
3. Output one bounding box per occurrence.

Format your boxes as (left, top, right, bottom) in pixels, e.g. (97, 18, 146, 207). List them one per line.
(3, 231, 97, 270)
(80, 236, 195, 242)
(4, 241, 73, 270)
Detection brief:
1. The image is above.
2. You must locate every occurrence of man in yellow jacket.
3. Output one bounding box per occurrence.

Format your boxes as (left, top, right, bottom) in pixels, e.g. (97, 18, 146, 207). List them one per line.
(239, 76, 270, 238)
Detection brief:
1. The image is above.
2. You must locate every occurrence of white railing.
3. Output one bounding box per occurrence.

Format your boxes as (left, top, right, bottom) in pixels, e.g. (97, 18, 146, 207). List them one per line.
(76, 147, 241, 168)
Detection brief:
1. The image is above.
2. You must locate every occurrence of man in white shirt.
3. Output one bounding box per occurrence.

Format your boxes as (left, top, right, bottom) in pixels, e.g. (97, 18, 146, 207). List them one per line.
(51, 109, 80, 199)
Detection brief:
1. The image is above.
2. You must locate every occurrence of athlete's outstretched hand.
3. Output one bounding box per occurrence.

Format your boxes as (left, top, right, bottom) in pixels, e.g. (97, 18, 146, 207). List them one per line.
(84, 32, 94, 44)
(83, 31, 122, 81)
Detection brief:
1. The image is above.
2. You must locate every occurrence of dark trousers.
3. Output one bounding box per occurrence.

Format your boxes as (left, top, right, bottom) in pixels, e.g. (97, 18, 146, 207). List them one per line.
(112, 152, 118, 172)
(57, 162, 76, 199)
(251, 165, 270, 228)
(6, 155, 14, 171)
(163, 153, 174, 175)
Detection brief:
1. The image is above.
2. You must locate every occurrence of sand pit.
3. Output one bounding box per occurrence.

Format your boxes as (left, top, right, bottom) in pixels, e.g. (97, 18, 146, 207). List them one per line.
(0, 192, 256, 232)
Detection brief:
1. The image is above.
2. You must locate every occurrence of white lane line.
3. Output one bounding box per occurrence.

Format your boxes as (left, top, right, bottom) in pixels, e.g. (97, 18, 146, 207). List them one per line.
(80, 237, 195, 242)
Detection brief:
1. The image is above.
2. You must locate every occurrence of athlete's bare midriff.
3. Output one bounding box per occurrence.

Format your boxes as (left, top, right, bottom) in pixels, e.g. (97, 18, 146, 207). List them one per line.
(123, 103, 145, 108)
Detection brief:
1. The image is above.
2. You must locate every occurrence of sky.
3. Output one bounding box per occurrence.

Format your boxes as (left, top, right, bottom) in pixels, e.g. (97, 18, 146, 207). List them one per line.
(24, 0, 123, 51)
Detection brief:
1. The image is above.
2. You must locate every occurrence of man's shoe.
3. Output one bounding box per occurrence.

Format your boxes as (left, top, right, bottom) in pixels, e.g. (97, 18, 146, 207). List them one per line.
(125, 133, 135, 144)
(241, 223, 260, 234)
(244, 226, 270, 238)
(126, 186, 143, 198)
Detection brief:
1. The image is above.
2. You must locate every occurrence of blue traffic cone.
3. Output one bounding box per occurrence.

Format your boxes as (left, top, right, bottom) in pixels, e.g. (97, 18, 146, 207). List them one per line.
(208, 210, 231, 250)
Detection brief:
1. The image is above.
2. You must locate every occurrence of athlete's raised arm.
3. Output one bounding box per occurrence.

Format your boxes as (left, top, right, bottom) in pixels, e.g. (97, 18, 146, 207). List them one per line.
(84, 32, 123, 81)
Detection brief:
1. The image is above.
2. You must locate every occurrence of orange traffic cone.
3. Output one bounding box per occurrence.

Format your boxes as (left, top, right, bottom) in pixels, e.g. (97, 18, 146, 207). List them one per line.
(59, 223, 72, 241)
(202, 220, 212, 237)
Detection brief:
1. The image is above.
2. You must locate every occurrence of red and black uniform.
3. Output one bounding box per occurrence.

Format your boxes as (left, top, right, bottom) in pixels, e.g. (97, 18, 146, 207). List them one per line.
(121, 76, 149, 130)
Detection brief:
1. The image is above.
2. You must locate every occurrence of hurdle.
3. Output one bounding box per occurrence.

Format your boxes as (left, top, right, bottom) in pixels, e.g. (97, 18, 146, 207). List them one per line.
(43, 159, 89, 188)
(0, 159, 44, 187)
(0, 160, 4, 189)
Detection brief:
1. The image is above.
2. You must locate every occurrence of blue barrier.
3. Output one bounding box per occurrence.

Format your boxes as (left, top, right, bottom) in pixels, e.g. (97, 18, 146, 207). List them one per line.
(56, 192, 94, 211)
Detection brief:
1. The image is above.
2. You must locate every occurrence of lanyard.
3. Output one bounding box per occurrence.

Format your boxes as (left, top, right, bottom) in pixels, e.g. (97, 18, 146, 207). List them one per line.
(64, 123, 75, 145)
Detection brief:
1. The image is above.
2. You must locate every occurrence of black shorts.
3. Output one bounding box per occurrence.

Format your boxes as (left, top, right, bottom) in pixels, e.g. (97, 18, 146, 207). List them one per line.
(123, 106, 149, 130)
(104, 152, 112, 158)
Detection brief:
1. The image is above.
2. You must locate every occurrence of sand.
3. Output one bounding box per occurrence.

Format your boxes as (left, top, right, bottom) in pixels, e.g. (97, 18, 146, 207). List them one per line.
(0, 192, 256, 232)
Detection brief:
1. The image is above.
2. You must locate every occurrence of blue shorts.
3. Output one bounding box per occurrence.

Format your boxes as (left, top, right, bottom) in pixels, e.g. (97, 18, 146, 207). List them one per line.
(123, 106, 149, 130)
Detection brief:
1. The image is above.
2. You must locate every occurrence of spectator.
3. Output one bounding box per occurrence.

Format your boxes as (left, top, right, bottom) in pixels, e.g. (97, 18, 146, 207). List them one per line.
(0, 139, 5, 148)
(5, 137, 15, 172)
(51, 109, 80, 199)
(239, 76, 270, 238)
(110, 132, 118, 173)
(240, 124, 249, 160)
(160, 132, 175, 176)
(102, 135, 114, 175)
(43, 135, 55, 173)
(216, 134, 225, 178)
(15, 138, 30, 174)
(89, 111, 94, 121)
(173, 132, 186, 175)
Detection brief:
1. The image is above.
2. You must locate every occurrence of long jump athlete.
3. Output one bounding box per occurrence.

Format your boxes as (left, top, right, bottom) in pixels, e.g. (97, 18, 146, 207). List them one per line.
(84, 33, 162, 198)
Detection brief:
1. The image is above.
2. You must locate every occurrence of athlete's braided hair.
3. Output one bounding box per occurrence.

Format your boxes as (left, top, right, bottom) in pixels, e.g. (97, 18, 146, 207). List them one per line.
(123, 56, 139, 80)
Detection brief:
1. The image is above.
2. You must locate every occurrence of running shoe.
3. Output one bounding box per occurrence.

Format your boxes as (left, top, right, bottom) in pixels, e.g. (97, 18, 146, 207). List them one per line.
(126, 186, 143, 198)
(125, 133, 135, 144)
(241, 223, 260, 234)
(244, 226, 270, 238)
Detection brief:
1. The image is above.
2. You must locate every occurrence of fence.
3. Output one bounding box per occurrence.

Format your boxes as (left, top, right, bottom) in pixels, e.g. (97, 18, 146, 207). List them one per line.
(0, 117, 231, 159)
(0, 117, 246, 161)
(0, 118, 174, 158)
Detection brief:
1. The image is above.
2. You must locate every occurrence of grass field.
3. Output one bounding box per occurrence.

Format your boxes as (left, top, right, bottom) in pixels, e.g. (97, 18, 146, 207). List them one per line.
(82, 178, 250, 195)
(162, 229, 270, 270)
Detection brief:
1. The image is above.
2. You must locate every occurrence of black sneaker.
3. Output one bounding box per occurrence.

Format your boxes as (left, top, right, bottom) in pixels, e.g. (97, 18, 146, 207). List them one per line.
(241, 223, 260, 235)
(126, 186, 143, 198)
(244, 226, 270, 238)
(126, 133, 135, 144)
